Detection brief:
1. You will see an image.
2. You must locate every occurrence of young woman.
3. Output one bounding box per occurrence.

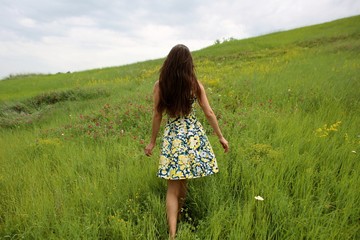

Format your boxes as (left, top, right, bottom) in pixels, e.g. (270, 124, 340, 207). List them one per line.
(145, 44, 229, 239)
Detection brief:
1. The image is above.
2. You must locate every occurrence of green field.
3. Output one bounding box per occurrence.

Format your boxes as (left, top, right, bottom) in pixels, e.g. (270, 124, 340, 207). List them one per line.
(1, 15, 359, 239)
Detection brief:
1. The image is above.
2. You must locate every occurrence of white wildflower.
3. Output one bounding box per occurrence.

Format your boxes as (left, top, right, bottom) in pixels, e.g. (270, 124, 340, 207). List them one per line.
(255, 196, 264, 201)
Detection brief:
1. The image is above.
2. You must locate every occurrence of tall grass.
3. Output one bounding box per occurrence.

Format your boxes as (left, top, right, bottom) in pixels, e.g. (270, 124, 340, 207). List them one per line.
(1, 15, 359, 239)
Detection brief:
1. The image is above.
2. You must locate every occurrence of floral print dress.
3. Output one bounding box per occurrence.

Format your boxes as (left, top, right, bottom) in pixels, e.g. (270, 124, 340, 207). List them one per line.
(157, 100, 219, 180)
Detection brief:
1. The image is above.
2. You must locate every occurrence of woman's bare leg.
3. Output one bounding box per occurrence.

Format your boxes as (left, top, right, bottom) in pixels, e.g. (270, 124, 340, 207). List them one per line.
(166, 179, 187, 238)
(178, 180, 187, 218)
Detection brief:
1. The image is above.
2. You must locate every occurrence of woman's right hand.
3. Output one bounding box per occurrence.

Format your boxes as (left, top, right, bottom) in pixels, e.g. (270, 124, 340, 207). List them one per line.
(219, 137, 229, 153)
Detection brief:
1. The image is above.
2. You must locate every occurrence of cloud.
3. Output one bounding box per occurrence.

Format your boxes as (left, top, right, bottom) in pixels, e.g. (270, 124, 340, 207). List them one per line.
(0, 0, 359, 78)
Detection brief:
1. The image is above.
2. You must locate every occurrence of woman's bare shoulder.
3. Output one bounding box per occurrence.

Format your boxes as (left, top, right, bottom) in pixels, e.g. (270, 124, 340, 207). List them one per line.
(154, 80, 160, 89)
(153, 81, 161, 96)
(197, 81, 206, 94)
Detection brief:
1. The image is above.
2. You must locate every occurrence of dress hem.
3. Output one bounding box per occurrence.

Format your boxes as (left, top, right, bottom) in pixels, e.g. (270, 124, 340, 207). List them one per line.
(157, 170, 219, 180)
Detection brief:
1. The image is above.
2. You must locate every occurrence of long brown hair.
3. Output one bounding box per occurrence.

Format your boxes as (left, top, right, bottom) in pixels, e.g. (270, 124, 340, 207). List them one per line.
(157, 44, 201, 117)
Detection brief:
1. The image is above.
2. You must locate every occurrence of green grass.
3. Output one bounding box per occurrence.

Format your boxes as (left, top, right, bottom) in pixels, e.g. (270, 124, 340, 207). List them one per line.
(1, 15, 360, 239)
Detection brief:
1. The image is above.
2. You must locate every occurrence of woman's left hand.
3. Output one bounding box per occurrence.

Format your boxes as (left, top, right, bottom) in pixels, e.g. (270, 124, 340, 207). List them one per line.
(145, 143, 155, 156)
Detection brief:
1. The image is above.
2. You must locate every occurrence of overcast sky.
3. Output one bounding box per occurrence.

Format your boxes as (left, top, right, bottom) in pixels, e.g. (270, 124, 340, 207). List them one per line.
(1, 0, 359, 79)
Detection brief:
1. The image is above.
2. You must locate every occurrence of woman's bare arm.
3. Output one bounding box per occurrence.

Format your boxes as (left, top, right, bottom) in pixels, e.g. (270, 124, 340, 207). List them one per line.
(145, 81, 163, 156)
(197, 83, 229, 152)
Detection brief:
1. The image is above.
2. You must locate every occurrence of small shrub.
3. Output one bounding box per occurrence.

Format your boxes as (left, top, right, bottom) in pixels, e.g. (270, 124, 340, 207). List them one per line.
(0, 87, 110, 128)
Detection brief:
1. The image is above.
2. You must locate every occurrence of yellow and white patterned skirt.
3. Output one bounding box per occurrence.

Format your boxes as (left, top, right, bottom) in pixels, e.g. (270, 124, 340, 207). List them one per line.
(157, 114, 219, 180)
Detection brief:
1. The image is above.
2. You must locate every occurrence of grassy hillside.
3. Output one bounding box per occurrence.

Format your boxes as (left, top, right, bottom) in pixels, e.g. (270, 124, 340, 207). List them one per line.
(1, 15, 360, 239)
